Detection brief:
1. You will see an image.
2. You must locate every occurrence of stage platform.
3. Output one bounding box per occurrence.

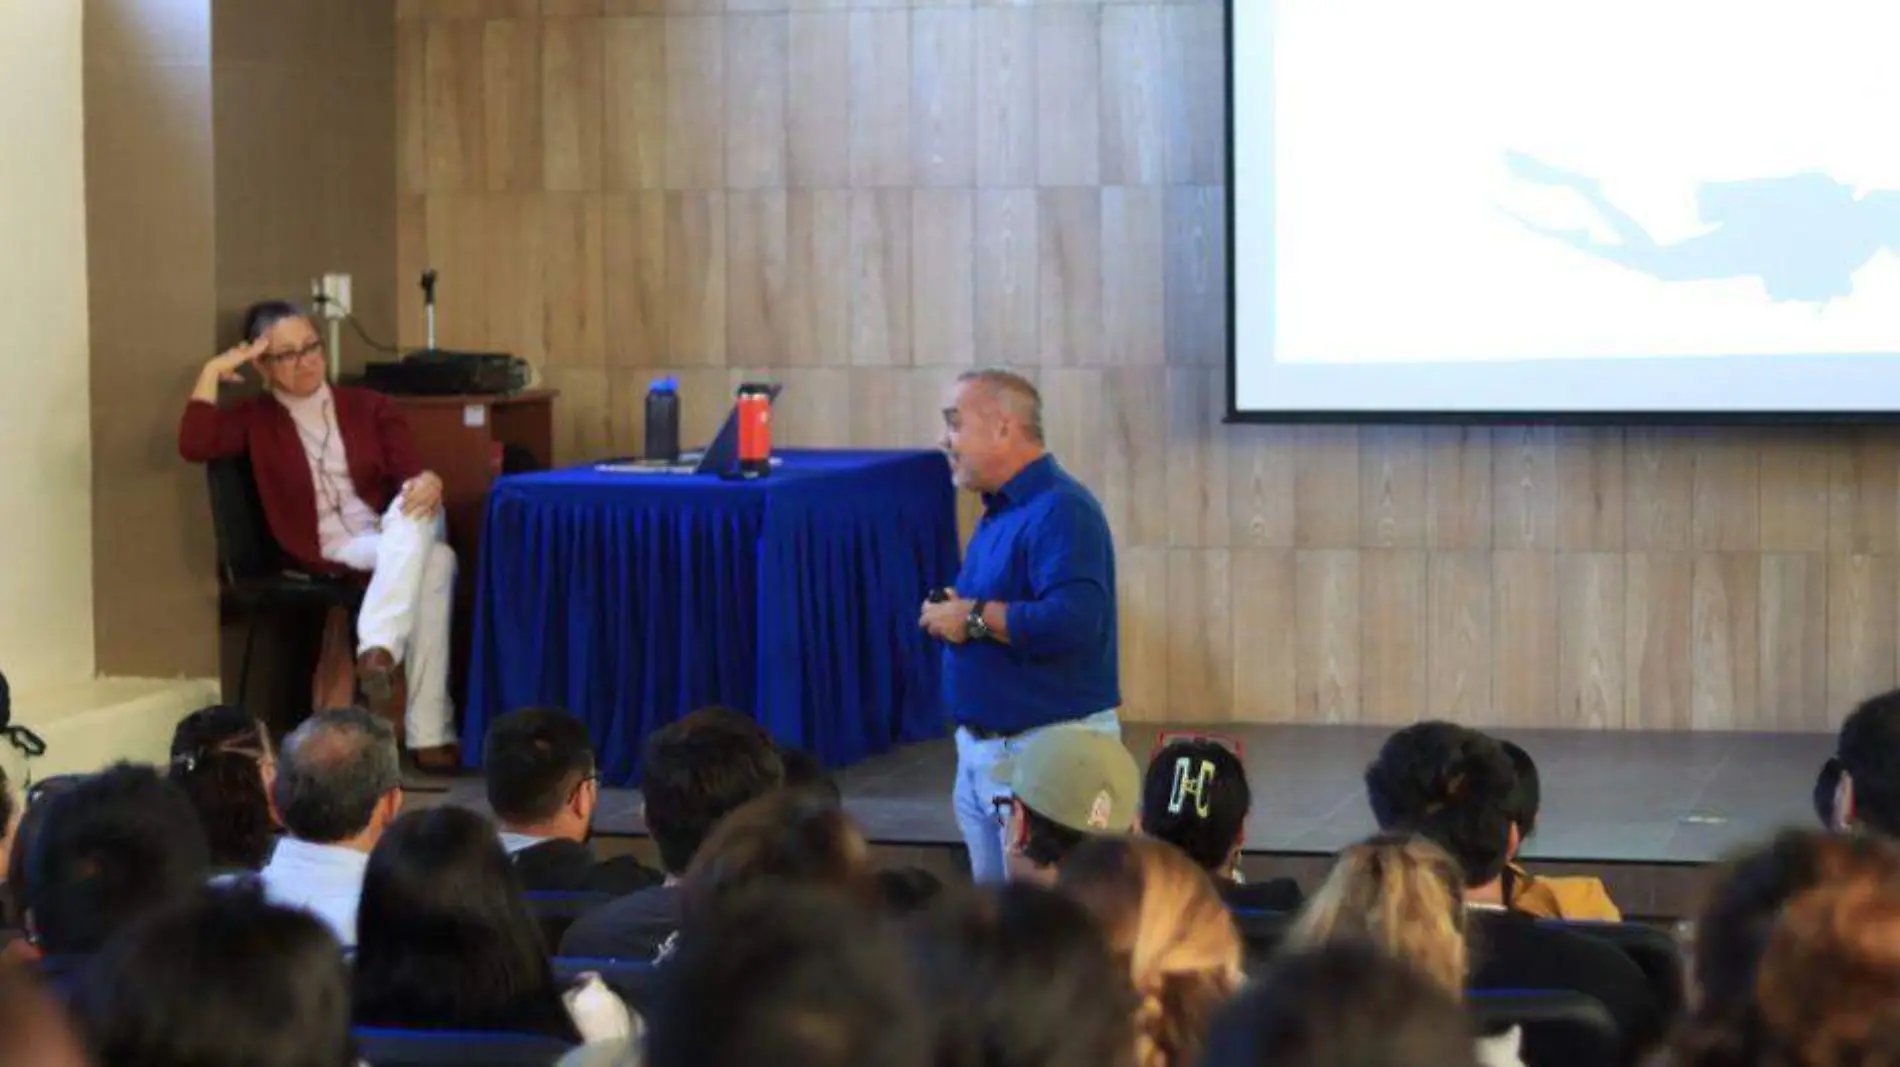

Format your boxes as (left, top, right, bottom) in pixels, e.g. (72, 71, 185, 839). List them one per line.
(415, 724, 1834, 922)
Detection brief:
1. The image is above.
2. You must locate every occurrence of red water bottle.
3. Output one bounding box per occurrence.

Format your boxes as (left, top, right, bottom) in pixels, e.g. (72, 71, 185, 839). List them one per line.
(736, 385, 772, 477)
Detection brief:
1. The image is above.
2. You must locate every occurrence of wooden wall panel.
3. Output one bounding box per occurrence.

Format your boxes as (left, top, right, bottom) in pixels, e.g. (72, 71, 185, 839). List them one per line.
(399, 0, 1884, 734)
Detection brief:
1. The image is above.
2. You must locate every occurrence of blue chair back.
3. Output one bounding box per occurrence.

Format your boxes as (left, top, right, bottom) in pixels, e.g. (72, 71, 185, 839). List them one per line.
(352, 1026, 574, 1067)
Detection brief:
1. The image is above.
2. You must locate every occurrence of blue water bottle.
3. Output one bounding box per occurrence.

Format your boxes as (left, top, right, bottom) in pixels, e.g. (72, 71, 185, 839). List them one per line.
(644, 377, 680, 462)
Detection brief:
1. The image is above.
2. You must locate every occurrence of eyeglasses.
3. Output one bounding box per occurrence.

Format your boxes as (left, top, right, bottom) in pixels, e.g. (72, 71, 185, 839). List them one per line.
(569, 770, 601, 801)
(260, 339, 324, 366)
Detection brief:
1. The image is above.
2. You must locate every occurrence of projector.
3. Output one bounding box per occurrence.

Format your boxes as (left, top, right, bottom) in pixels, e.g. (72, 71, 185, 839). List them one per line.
(363, 349, 531, 397)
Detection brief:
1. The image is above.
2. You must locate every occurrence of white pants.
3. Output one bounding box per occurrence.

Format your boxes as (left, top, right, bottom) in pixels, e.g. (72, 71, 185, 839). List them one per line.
(322, 500, 456, 749)
(952, 709, 1123, 883)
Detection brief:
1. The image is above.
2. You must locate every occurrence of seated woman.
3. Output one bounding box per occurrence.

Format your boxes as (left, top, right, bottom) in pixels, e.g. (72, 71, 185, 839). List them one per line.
(1285, 833, 1523, 1067)
(1497, 740, 1621, 921)
(1059, 836, 1246, 1067)
(71, 883, 355, 1067)
(353, 806, 631, 1045)
(178, 301, 455, 772)
(169, 704, 279, 872)
(1139, 739, 1302, 911)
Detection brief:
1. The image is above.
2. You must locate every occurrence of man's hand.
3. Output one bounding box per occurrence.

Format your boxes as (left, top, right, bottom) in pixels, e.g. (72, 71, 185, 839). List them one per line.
(919, 590, 973, 645)
(401, 471, 444, 518)
(205, 338, 266, 383)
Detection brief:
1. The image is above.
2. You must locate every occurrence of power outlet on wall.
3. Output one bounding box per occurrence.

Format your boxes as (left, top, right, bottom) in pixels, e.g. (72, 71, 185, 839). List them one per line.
(314, 272, 352, 319)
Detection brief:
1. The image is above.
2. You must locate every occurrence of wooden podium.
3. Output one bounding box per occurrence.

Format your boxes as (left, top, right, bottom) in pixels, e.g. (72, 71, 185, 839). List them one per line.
(389, 390, 557, 710)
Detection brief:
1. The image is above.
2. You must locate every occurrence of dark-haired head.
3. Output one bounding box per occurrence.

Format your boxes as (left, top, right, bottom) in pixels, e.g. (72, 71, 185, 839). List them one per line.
(682, 788, 875, 924)
(1141, 740, 1250, 876)
(1364, 722, 1517, 888)
(641, 707, 784, 875)
(649, 885, 930, 1067)
(876, 866, 946, 915)
(170, 704, 278, 870)
(1676, 829, 1900, 1067)
(909, 883, 1137, 1067)
(484, 706, 599, 841)
(1200, 942, 1479, 1067)
(1754, 842, 1900, 1067)
(1836, 691, 1900, 836)
(353, 806, 577, 1040)
(73, 884, 353, 1067)
(21, 763, 210, 955)
(1499, 739, 1540, 843)
(779, 747, 842, 804)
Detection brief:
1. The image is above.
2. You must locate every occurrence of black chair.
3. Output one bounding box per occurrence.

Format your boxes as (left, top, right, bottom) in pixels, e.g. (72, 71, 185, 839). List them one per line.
(352, 1027, 574, 1067)
(553, 957, 659, 1017)
(523, 891, 615, 950)
(1471, 988, 1619, 1067)
(206, 455, 363, 706)
(1543, 920, 1687, 1021)
(1230, 907, 1294, 968)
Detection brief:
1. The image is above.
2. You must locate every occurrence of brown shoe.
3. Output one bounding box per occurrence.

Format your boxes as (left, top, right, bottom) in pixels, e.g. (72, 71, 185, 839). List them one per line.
(410, 743, 461, 776)
(355, 647, 398, 716)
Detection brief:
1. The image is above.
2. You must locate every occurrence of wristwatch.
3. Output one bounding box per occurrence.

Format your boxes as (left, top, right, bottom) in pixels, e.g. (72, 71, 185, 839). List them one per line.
(965, 600, 992, 642)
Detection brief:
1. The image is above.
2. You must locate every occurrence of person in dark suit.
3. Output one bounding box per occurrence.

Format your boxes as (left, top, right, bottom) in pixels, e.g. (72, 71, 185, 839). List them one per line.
(559, 708, 784, 960)
(1365, 722, 1664, 1065)
(486, 707, 662, 896)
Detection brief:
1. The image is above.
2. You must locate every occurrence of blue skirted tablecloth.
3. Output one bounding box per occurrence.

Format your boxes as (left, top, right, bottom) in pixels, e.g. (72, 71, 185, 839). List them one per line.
(462, 449, 961, 785)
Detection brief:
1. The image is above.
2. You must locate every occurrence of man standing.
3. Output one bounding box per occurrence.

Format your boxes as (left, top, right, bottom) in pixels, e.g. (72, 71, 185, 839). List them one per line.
(919, 369, 1121, 883)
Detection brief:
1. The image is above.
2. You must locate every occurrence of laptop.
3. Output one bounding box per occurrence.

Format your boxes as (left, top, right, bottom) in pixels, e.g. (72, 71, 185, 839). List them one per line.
(596, 382, 784, 476)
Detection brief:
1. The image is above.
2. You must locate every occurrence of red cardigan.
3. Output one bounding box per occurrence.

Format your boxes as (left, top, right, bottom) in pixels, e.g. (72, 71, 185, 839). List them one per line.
(179, 387, 422, 574)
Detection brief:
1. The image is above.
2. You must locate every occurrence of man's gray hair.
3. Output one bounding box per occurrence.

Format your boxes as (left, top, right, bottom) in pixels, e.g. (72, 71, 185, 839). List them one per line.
(957, 367, 1044, 443)
(272, 707, 401, 845)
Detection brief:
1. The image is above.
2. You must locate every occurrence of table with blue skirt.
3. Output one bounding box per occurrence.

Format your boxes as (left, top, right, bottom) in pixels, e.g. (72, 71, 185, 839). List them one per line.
(461, 449, 962, 786)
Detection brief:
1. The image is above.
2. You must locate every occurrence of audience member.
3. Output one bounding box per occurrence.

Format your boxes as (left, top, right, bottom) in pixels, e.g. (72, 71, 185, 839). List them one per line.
(1139, 739, 1301, 911)
(484, 706, 662, 895)
(1200, 942, 1481, 1067)
(1753, 848, 1900, 1067)
(1287, 833, 1522, 1067)
(258, 707, 403, 946)
(645, 886, 930, 1067)
(354, 807, 631, 1044)
(679, 789, 877, 925)
(559, 707, 783, 959)
(993, 725, 1140, 884)
(876, 866, 947, 915)
(71, 884, 353, 1067)
(1058, 836, 1244, 1067)
(908, 883, 1137, 1067)
(0, 965, 90, 1067)
(1832, 689, 1900, 834)
(1496, 739, 1622, 921)
(1365, 722, 1662, 1061)
(779, 746, 842, 804)
(1675, 830, 1900, 1067)
(18, 764, 210, 967)
(168, 704, 280, 871)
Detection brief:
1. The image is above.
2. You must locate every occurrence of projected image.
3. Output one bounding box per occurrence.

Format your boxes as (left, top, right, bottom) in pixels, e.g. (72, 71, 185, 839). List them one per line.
(1230, 1, 1900, 415)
